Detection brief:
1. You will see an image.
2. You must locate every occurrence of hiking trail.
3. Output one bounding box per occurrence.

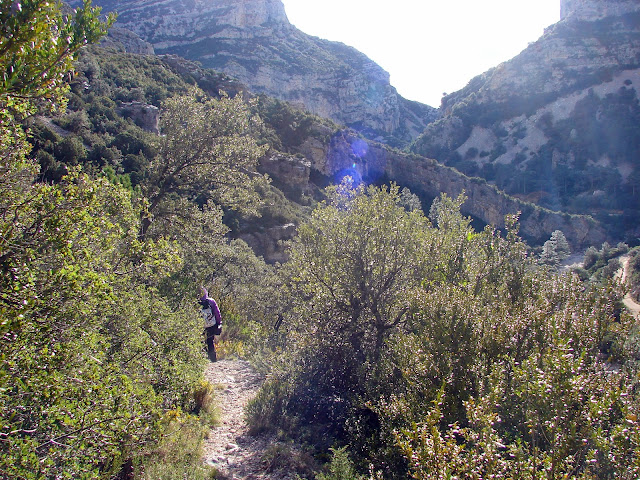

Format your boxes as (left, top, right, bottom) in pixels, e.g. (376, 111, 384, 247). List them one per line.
(618, 255, 640, 320)
(202, 359, 299, 480)
(567, 253, 640, 320)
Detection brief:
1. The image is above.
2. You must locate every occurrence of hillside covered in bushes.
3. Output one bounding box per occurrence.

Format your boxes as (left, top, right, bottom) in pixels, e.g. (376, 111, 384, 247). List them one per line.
(2, 1, 640, 479)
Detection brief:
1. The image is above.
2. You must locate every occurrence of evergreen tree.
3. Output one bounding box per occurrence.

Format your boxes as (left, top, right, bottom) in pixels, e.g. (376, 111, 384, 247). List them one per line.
(540, 229, 571, 267)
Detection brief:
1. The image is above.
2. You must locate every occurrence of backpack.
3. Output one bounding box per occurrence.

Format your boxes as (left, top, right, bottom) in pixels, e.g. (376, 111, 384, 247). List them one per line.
(200, 300, 221, 333)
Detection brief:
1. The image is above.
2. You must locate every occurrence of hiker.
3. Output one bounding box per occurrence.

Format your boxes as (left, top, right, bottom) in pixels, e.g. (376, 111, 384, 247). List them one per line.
(200, 287, 222, 362)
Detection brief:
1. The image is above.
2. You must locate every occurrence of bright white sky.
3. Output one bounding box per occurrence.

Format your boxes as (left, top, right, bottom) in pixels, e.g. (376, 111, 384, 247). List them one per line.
(281, 0, 561, 107)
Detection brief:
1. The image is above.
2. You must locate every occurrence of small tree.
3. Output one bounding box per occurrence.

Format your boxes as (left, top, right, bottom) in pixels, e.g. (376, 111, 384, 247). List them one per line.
(540, 229, 571, 267)
(316, 447, 366, 480)
(255, 182, 432, 449)
(284, 181, 432, 363)
(141, 89, 269, 237)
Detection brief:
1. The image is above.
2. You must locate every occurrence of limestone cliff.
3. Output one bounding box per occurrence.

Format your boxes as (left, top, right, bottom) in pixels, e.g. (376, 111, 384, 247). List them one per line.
(264, 123, 609, 249)
(88, 0, 437, 145)
(412, 0, 640, 243)
(561, 0, 639, 20)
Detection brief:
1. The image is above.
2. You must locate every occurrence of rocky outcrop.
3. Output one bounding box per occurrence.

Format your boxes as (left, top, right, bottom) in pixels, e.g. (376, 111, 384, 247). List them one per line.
(247, 126, 607, 260)
(87, 0, 437, 145)
(97, 0, 289, 46)
(561, 0, 639, 20)
(438, 8, 640, 114)
(287, 127, 609, 249)
(160, 55, 247, 99)
(117, 102, 159, 133)
(240, 223, 296, 264)
(259, 153, 311, 191)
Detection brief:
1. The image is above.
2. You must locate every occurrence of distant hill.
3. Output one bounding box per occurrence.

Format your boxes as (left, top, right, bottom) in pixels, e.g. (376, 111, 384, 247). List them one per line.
(411, 0, 640, 243)
(30, 38, 608, 261)
(82, 0, 438, 147)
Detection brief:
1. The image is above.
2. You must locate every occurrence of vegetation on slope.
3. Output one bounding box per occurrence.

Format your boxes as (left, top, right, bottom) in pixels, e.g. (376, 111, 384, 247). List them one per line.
(0, 2, 272, 477)
(29, 43, 321, 238)
(410, 14, 640, 242)
(248, 185, 640, 479)
(3, 2, 640, 478)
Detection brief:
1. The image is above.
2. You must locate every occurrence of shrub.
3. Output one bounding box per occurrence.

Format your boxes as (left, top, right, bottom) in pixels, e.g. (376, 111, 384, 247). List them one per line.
(142, 411, 215, 480)
(316, 447, 366, 480)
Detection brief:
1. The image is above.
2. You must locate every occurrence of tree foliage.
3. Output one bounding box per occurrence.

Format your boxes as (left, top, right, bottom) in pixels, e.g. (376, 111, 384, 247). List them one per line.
(248, 182, 432, 448)
(1, 172, 194, 477)
(0, 0, 113, 103)
(248, 186, 639, 479)
(142, 89, 269, 237)
(0, 0, 114, 175)
(0, 1, 256, 477)
(540, 229, 571, 267)
(285, 182, 431, 359)
(3, 1, 639, 477)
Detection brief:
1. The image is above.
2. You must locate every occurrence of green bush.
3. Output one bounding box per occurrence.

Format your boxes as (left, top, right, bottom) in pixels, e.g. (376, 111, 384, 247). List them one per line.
(248, 186, 638, 479)
(141, 411, 215, 480)
(316, 447, 366, 480)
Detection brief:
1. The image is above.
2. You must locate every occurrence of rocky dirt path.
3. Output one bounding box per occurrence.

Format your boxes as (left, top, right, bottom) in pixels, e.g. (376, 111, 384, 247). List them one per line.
(202, 359, 267, 479)
(202, 359, 304, 480)
(579, 253, 640, 320)
(618, 255, 640, 320)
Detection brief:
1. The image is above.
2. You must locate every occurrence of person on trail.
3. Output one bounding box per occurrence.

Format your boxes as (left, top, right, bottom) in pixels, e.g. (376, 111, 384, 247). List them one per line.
(200, 287, 222, 362)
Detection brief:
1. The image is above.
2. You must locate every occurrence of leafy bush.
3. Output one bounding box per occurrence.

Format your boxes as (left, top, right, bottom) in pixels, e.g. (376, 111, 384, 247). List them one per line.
(315, 447, 366, 480)
(248, 184, 638, 478)
(261, 443, 318, 478)
(0, 8, 272, 475)
(141, 411, 215, 480)
(578, 241, 629, 282)
(0, 171, 206, 477)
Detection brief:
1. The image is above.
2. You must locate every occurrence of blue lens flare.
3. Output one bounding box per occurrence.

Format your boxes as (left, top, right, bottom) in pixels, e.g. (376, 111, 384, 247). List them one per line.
(335, 167, 362, 186)
(351, 138, 368, 158)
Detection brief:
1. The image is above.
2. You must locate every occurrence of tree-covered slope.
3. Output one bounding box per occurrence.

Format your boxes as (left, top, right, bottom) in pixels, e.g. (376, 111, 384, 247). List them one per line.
(30, 38, 611, 253)
(247, 184, 640, 480)
(411, 6, 640, 242)
(74, 0, 438, 146)
(1, 3, 277, 477)
(4, 2, 640, 479)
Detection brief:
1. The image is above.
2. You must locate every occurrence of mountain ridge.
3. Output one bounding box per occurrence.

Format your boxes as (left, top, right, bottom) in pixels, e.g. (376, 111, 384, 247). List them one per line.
(412, 0, 640, 242)
(65, 0, 627, 250)
(86, 0, 438, 145)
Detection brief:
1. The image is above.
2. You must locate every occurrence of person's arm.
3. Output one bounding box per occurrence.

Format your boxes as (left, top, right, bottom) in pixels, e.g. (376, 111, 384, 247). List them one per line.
(209, 298, 222, 325)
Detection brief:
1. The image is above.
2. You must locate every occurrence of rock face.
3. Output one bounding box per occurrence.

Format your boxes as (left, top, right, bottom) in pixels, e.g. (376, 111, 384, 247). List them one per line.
(260, 153, 312, 192)
(88, 0, 437, 144)
(561, 0, 639, 20)
(239, 223, 297, 264)
(438, 3, 640, 114)
(117, 102, 159, 133)
(273, 125, 609, 249)
(412, 0, 640, 243)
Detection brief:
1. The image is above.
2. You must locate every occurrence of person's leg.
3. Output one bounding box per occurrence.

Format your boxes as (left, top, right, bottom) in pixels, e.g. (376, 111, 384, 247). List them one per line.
(205, 328, 217, 361)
